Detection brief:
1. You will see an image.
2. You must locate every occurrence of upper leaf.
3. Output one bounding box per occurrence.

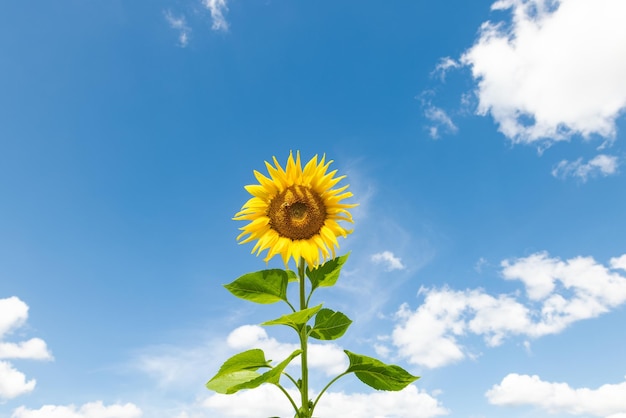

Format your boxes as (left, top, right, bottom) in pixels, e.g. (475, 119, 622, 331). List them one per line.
(228, 349, 302, 392)
(309, 309, 352, 340)
(344, 350, 419, 391)
(224, 269, 293, 304)
(262, 304, 323, 332)
(306, 253, 350, 290)
(206, 349, 270, 394)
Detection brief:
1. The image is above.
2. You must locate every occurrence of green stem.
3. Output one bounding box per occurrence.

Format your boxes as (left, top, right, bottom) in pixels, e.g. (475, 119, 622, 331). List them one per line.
(305, 287, 314, 309)
(285, 299, 297, 313)
(309, 372, 350, 416)
(283, 371, 299, 389)
(298, 257, 310, 418)
(275, 383, 299, 415)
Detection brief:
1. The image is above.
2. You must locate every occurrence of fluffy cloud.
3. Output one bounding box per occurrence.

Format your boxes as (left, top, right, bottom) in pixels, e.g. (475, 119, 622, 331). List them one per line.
(227, 325, 347, 376)
(552, 154, 620, 181)
(204, 383, 447, 418)
(203, 0, 229, 31)
(486, 373, 626, 417)
(0, 296, 29, 338)
(461, 0, 626, 144)
(0, 338, 53, 360)
(371, 251, 406, 271)
(0, 361, 36, 399)
(203, 384, 295, 417)
(314, 385, 448, 418)
(389, 252, 626, 368)
(11, 401, 142, 418)
(391, 289, 530, 368)
(0, 297, 52, 400)
(611, 255, 626, 271)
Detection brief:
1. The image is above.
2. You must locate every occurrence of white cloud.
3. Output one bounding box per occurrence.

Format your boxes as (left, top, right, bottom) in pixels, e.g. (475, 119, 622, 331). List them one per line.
(11, 401, 142, 418)
(204, 383, 448, 418)
(371, 251, 406, 271)
(0, 297, 52, 360)
(501, 251, 626, 325)
(0, 338, 53, 360)
(203, 0, 229, 31)
(486, 373, 626, 417)
(392, 289, 530, 368)
(611, 255, 626, 271)
(313, 385, 448, 418)
(164, 11, 191, 47)
(0, 361, 36, 400)
(552, 154, 620, 181)
(203, 384, 296, 417)
(424, 105, 458, 139)
(0, 296, 29, 338)
(461, 0, 626, 144)
(226, 325, 347, 376)
(390, 252, 626, 368)
(432, 57, 461, 82)
(0, 297, 52, 399)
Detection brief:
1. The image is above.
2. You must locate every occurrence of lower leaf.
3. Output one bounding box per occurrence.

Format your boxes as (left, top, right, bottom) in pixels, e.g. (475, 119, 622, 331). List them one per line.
(344, 350, 419, 391)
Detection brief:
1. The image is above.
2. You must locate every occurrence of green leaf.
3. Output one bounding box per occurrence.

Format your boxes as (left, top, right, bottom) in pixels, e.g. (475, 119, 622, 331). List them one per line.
(224, 269, 292, 304)
(306, 253, 350, 290)
(344, 350, 419, 391)
(206, 349, 271, 394)
(286, 270, 298, 282)
(229, 349, 302, 392)
(262, 304, 323, 332)
(309, 309, 352, 340)
(206, 370, 261, 394)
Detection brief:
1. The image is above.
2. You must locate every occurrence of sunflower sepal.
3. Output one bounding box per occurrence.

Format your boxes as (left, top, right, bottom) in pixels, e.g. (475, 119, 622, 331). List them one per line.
(224, 269, 294, 305)
(306, 253, 350, 291)
(262, 304, 323, 333)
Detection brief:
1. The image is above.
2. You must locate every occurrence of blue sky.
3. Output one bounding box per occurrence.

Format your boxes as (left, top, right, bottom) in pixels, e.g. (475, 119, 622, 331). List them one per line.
(2, 0, 626, 417)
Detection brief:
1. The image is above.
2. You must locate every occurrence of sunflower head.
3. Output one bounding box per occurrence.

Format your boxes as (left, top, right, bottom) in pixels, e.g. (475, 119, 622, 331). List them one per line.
(234, 151, 356, 268)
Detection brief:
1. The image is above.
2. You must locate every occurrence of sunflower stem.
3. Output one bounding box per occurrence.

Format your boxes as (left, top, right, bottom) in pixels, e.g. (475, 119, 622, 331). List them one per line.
(297, 257, 311, 418)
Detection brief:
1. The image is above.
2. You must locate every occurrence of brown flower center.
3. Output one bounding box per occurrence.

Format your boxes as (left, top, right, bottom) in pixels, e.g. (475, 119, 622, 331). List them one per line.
(268, 185, 327, 240)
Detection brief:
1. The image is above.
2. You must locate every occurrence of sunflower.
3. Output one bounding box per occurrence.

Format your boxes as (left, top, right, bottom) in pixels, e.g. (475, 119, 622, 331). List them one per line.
(234, 151, 356, 267)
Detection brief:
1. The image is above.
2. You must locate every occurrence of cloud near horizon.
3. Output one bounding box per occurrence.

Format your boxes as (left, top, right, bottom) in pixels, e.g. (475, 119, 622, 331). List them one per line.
(11, 401, 142, 418)
(203, 383, 448, 418)
(386, 251, 626, 369)
(486, 373, 626, 417)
